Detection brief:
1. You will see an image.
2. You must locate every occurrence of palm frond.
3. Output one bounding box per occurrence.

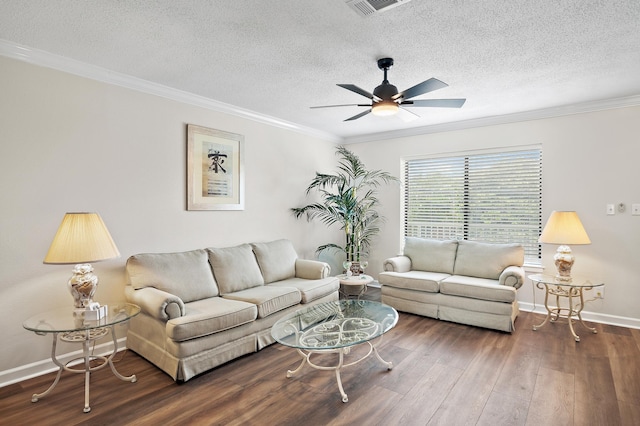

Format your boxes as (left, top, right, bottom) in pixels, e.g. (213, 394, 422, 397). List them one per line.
(292, 146, 399, 262)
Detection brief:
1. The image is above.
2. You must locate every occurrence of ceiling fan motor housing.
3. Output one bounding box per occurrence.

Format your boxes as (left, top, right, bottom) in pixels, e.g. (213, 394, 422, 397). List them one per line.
(373, 82, 399, 100)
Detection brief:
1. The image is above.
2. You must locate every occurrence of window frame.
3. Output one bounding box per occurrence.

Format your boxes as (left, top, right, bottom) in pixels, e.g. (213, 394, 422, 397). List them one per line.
(401, 146, 543, 264)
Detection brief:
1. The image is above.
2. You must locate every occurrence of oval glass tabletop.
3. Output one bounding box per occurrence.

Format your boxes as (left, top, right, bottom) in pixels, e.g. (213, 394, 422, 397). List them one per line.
(23, 302, 140, 333)
(271, 300, 398, 351)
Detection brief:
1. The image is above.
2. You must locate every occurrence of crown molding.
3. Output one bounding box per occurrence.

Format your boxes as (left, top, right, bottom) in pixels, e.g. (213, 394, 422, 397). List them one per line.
(3, 39, 638, 146)
(0, 39, 340, 143)
(343, 95, 640, 144)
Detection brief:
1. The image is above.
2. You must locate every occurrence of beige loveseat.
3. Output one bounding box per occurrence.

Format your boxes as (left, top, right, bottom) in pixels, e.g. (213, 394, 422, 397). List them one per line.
(379, 237, 525, 332)
(124, 239, 339, 381)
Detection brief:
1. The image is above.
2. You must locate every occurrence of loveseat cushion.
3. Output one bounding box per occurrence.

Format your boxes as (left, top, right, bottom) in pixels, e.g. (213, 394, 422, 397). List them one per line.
(251, 239, 297, 283)
(207, 244, 264, 294)
(267, 277, 339, 303)
(440, 275, 517, 303)
(166, 297, 257, 342)
(221, 285, 301, 318)
(126, 249, 219, 303)
(453, 240, 524, 280)
(403, 237, 458, 274)
(378, 270, 448, 293)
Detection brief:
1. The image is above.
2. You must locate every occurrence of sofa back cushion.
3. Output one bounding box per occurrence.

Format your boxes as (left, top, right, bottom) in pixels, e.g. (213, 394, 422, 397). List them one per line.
(403, 237, 458, 274)
(126, 249, 219, 303)
(207, 244, 264, 294)
(453, 240, 524, 280)
(251, 239, 297, 283)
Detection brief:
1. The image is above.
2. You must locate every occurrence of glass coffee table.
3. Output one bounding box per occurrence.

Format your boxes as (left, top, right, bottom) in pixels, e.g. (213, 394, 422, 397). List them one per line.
(271, 300, 398, 402)
(23, 302, 140, 413)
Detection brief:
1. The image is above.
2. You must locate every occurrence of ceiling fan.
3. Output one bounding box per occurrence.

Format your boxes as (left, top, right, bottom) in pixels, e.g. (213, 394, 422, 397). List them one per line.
(311, 57, 466, 121)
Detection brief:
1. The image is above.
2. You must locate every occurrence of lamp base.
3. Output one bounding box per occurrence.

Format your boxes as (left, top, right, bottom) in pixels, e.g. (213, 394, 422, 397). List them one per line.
(553, 245, 574, 282)
(68, 263, 99, 309)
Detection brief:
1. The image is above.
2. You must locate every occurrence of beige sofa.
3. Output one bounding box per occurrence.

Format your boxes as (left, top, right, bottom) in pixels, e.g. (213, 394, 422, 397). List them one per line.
(124, 239, 339, 381)
(379, 237, 525, 332)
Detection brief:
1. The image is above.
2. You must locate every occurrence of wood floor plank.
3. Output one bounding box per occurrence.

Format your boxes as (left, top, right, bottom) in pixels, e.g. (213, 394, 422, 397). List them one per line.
(427, 340, 509, 425)
(375, 361, 463, 426)
(525, 366, 574, 426)
(574, 354, 621, 425)
(476, 391, 529, 426)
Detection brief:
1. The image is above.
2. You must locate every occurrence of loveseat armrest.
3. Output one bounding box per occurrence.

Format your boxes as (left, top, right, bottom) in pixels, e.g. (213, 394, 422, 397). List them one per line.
(383, 255, 412, 273)
(295, 258, 331, 279)
(499, 265, 525, 289)
(125, 286, 185, 321)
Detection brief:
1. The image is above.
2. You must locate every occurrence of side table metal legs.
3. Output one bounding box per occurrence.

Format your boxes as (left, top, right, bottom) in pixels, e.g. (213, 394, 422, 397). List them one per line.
(533, 284, 598, 342)
(31, 325, 137, 413)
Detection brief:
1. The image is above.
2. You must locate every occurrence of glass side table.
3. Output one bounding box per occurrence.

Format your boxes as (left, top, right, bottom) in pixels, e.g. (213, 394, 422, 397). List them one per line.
(23, 302, 140, 413)
(529, 274, 604, 342)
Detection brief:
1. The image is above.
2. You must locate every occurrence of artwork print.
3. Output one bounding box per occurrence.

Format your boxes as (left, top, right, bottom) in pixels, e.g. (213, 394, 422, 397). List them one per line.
(187, 125, 244, 210)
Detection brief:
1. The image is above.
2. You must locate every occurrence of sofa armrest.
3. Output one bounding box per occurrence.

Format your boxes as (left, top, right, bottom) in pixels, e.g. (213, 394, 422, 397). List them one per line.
(383, 256, 412, 273)
(125, 286, 185, 321)
(295, 259, 331, 279)
(499, 266, 525, 289)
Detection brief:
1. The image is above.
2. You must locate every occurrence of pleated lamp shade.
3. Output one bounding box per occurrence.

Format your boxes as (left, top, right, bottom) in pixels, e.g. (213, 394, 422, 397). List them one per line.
(538, 211, 591, 245)
(44, 213, 120, 264)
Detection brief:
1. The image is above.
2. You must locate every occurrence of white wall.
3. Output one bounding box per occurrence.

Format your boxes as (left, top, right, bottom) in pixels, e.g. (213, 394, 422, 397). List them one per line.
(349, 106, 640, 326)
(0, 56, 340, 379)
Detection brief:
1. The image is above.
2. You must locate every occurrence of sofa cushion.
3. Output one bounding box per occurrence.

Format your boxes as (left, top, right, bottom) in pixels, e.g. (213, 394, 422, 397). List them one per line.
(126, 249, 219, 303)
(403, 237, 458, 274)
(267, 277, 339, 303)
(440, 275, 517, 303)
(207, 244, 264, 294)
(453, 240, 524, 280)
(379, 270, 448, 293)
(251, 239, 297, 283)
(221, 286, 301, 318)
(166, 297, 257, 342)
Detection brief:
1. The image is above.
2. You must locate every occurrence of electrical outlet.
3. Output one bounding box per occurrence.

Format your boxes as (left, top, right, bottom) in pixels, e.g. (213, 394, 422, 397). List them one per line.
(596, 287, 605, 299)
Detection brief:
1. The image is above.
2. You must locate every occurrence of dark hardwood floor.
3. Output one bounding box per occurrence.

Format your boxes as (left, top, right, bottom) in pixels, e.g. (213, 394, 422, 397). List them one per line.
(2, 288, 639, 425)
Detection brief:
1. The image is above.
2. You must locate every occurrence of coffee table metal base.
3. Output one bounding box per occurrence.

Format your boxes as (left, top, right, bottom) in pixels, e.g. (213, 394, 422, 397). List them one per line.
(286, 340, 392, 403)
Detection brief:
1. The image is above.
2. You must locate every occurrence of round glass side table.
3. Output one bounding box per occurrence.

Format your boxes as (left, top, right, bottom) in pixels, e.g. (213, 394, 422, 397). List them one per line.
(529, 274, 604, 342)
(23, 302, 140, 413)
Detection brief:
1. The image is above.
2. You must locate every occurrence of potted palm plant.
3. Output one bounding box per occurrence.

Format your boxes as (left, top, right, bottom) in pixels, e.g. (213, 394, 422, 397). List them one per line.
(291, 146, 398, 275)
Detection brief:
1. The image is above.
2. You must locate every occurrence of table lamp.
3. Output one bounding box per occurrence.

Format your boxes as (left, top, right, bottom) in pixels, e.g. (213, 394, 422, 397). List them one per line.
(44, 212, 120, 310)
(538, 211, 591, 281)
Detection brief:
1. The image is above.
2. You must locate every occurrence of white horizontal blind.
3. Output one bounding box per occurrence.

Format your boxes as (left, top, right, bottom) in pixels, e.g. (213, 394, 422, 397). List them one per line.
(404, 149, 542, 261)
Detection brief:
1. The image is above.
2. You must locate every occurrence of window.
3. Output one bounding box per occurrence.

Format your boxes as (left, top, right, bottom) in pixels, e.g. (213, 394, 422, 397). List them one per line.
(403, 148, 542, 262)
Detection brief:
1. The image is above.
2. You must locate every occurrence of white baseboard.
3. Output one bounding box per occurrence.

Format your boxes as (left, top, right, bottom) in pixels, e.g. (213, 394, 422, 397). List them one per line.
(518, 302, 640, 330)
(0, 337, 126, 388)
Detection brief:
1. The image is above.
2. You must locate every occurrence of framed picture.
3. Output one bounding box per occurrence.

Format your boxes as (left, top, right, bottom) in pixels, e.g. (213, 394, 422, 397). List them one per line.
(187, 124, 245, 210)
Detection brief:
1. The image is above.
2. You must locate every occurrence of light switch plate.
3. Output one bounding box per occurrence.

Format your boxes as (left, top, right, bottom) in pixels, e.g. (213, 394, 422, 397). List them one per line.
(607, 204, 615, 215)
(632, 204, 640, 216)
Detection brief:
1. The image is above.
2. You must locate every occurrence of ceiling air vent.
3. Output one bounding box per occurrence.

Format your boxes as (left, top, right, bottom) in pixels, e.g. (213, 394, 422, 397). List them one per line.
(345, 0, 412, 17)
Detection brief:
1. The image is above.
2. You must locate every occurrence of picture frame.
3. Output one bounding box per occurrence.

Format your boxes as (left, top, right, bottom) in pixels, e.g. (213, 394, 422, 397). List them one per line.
(187, 124, 245, 210)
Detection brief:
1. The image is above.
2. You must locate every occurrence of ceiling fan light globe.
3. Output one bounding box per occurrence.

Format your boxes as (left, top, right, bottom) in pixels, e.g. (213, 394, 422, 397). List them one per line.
(372, 101, 399, 116)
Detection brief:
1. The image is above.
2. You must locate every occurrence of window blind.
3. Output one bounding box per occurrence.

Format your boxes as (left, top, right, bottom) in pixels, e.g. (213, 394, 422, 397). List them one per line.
(403, 149, 542, 261)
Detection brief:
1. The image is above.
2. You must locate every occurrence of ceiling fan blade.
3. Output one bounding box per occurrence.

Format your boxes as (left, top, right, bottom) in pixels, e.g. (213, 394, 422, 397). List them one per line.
(344, 109, 371, 121)
(398, 107, 421, 122)
(337, 84, 379, 101)
(310, 103, 368, 109)
(393, 78, 448, 101)
(402, 98, 467, 108)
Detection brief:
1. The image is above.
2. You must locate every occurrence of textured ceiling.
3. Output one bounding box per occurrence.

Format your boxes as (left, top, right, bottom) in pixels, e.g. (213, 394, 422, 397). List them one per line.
(1, 0, 639, 141)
